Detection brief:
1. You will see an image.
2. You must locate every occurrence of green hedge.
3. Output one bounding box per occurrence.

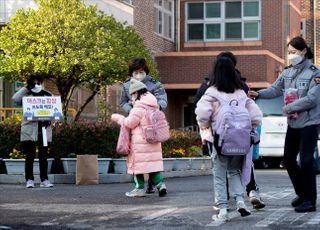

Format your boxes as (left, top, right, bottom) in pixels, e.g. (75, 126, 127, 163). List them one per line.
(0, 122, 202, 159)
(0, 123, 21, 158)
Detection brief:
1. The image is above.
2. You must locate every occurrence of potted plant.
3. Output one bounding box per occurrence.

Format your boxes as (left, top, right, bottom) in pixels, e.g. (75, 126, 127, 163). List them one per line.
(61, 153, 112, 174)
(3, 148, 54, 174)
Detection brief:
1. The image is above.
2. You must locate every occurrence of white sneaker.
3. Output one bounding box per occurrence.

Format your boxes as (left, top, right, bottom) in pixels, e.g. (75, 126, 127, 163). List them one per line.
(40, 180, 53, 188)
(125, 188, 146, 197)
(237, 201, 251, 217)
(212, 208, 228, 222)
(157, 183, 167, 197)
(26, 180, 34, 188)
(249, 190, 265, 209)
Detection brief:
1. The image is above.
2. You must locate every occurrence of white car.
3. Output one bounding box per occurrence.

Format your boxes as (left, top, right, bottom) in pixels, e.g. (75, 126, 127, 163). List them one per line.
(255, 96, 287, 168)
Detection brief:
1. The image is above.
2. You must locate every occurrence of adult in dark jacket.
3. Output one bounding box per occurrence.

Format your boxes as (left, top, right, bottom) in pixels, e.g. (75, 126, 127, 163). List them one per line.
(195, 51, 265, 209)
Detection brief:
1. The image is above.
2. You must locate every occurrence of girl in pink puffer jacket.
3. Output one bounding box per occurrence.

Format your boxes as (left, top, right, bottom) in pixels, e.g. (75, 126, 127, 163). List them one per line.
(111, 79, 167, 198)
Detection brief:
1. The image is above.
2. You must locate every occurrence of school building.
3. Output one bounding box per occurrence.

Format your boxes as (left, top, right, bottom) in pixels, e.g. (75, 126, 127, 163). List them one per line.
(1, 0, 320, 129)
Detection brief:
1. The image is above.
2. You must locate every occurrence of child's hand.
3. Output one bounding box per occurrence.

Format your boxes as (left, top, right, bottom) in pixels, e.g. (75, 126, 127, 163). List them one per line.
(111, 114, 124, 125)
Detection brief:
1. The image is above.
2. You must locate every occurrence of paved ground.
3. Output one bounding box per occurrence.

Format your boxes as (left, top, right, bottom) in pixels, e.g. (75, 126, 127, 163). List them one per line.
(1, 170, 320, 229)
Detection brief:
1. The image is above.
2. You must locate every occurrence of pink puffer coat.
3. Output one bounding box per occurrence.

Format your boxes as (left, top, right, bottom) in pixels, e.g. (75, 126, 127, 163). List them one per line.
(111, 92, 164, 174)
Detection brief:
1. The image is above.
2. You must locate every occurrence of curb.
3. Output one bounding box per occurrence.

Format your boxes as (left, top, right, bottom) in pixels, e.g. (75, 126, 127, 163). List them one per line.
(0, 169, 212, 184)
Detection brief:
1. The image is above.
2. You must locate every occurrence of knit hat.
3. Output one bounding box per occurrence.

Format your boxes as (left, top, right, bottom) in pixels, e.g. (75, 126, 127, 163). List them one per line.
(129, 78, 147, 95)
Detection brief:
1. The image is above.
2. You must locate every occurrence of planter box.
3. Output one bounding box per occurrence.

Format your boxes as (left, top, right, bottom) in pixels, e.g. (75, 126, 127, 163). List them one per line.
(61, 158, 111, 174)
(112, 159, 127, 174)
(172, 158, 192, 171)
(3, 158, 54, 175)
(191, 157, 212, 170)
(163, 158, 175, 172)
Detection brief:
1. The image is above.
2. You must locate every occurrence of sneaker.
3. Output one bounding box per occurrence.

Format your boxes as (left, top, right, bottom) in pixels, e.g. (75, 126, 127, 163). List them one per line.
(40, 180, 53, 188)
(237, 201, 251, 217)
(26, 180, 34, 188)
(157, 183, 167, 197)
(212, 205, 220, 211)
(249, 190, 265, 209)
(212, 208, 228, 222)
(125, 188, 146, 197)
(146, 184, 156, 194)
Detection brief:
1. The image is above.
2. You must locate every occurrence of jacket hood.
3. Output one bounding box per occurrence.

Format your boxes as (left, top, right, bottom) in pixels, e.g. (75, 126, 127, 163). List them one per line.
(135, 92, 158, 108)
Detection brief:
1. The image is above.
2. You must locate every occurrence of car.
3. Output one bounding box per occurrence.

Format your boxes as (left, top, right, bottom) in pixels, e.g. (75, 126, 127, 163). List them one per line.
(255, 96, 287, 168)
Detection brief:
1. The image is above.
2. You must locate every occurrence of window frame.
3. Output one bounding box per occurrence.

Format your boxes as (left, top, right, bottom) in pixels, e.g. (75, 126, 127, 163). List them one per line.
(154, 0, 175, 41)
(185, 0, 261, 42)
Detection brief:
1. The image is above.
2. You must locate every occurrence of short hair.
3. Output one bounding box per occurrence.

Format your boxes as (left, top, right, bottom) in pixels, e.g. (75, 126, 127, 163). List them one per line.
(128, 58, 150, 76)
(27, 73, 44, 83)
(287, 36, 313, 59)
(209, 57, 242, 93)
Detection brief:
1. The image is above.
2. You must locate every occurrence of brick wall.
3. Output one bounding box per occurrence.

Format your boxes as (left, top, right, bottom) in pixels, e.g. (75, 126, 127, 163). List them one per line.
(132, 0, 176, 54)
(301, 0, 320, 65)
(156, 53, 281, 85)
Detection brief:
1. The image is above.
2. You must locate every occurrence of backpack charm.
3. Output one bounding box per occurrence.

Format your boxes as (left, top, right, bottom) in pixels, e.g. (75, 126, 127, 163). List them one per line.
(214, 97, 252, 156)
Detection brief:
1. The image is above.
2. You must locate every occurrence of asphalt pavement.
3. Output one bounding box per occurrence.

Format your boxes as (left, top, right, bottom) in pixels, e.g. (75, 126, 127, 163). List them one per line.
(1, 170, 320, 229)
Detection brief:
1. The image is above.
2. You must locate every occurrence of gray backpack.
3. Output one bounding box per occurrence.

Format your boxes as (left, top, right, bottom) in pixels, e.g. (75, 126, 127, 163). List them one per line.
(214, 95, 252, 156)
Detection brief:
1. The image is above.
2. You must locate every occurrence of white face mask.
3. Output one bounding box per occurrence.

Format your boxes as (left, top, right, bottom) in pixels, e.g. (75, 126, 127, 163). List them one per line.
(288, 54, 304, 65)
(131, 93, 137, 101)
(133, 71, 146, 81)
(31, 84, 43, 93)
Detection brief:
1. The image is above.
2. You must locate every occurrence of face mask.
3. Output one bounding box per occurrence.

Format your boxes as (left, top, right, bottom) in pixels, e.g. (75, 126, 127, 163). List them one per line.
(31, 84, 42, 93)
(133, 72, 146, 81)
(131, 93, 137, 101)
(288, 54, 304, 65)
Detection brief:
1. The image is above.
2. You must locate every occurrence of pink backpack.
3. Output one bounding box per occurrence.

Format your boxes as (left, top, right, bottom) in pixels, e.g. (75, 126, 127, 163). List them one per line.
(137, 104, 170, 144)
(116, 121, 130, 154)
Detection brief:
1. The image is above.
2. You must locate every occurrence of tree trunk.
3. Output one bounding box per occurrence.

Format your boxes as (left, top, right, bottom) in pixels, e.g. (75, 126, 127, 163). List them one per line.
(74, 91, 98, 121)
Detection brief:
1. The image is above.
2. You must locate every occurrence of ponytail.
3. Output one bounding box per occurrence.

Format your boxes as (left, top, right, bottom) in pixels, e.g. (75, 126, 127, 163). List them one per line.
(305, 46, 314, 59)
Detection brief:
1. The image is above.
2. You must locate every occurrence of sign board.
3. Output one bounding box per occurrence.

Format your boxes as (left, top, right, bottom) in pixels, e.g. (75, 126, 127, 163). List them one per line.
(22, 96, 63, 121)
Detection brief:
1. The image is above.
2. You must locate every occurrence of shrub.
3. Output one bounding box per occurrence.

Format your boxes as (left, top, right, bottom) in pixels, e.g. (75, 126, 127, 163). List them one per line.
(0, 123, 22, 159)
(0, 121, 202, 159)
(162, 130, 202, 158)
(51, 121, 119, 158)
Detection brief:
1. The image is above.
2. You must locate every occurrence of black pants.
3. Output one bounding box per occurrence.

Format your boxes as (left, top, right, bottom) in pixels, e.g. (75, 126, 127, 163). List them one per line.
(283, 125, 318, 202)
(246, 166, 257, 195)
(23, 132, 49, 182)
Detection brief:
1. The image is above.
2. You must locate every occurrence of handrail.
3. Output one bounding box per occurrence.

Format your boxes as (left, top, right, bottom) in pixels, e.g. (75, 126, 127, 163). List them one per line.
(0, 107, 76, 120)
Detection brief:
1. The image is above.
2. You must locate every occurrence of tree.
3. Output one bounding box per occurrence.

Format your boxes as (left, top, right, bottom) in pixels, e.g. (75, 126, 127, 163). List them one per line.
(0, 0, 157, 121)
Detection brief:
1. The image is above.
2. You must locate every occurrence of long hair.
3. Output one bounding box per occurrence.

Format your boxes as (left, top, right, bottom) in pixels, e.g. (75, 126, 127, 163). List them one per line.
(287, 36, 313, 59)
(135, 88, 148, 101)
(209, 57, 242, 93)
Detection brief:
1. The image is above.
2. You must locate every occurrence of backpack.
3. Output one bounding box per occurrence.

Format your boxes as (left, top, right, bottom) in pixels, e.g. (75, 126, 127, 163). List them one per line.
(136, 104, 170, 144)
(213, 95, 252, 156)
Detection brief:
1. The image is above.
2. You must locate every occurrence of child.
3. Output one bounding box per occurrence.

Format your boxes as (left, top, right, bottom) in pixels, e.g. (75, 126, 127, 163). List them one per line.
(195, 57, 262, 221)
(112, 79, 167, 197)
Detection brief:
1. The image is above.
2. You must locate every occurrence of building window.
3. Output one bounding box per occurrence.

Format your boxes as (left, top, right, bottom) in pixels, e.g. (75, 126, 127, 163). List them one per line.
(0, 0, 6, 23)
(186, 0, 260, 42)
(154, 0, 174, 40)
(121, 0, 132, 5)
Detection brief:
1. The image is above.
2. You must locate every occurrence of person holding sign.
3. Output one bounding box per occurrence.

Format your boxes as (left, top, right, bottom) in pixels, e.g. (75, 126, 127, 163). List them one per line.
(12, 74, 54, 188)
